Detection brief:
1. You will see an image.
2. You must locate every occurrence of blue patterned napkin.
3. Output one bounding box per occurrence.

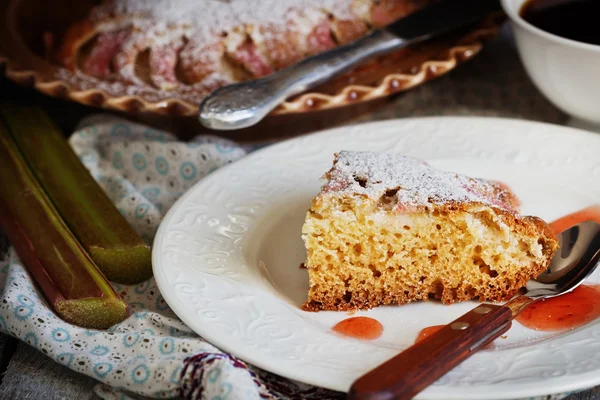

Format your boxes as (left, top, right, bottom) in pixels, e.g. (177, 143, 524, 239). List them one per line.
(0, 115, 575, 400)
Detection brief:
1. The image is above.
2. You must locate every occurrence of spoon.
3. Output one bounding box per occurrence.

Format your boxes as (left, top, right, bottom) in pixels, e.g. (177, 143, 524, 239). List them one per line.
(198, 0, 502, 130)
(349, 220, 600, 400)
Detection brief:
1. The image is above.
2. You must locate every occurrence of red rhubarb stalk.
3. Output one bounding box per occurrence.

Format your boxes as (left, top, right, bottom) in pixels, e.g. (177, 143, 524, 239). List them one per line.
(1, 105, 152, 284)
(0, 117, 128, 329)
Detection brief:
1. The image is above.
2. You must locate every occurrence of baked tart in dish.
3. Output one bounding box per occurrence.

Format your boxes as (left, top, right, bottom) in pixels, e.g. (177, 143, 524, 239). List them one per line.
(54, 0, 432, 98)
(0, 0, 502, 116)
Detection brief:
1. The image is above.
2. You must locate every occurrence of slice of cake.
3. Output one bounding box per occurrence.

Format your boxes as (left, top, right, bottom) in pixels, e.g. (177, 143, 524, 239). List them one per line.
(301, 151, 558, 311)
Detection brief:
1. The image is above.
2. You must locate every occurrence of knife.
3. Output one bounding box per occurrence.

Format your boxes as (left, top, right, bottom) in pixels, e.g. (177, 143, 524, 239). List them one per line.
(199, 0, 502, 130)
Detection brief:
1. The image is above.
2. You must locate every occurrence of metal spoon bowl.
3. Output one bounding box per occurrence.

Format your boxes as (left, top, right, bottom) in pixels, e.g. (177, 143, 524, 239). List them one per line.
(349, 220, 600, 400)
(527, 220, 600, 298)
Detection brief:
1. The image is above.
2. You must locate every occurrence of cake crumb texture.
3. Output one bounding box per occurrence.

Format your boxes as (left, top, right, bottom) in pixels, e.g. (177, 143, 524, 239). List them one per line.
(301, 151, 558, 311)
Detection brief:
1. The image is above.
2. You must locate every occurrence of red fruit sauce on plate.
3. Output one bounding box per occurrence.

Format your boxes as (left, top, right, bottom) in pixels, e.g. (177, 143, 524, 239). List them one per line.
(332, 316, 383, 340)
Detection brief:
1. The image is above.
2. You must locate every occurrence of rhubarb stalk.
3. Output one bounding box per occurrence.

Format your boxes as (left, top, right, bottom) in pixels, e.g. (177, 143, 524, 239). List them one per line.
(0, 105, 152, 284)
(0, 118, 128, 329)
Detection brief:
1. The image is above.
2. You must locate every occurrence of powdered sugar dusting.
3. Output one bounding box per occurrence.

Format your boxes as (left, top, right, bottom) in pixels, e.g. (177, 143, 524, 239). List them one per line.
(323, 151, 516, 211)
(73, 0, 364, 87)
(92, 0, 355, 30)
(88, 0, 361, 49)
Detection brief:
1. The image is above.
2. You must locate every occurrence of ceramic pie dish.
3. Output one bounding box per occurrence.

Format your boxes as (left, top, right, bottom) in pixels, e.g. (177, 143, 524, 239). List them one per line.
(0, 0, 503, 118)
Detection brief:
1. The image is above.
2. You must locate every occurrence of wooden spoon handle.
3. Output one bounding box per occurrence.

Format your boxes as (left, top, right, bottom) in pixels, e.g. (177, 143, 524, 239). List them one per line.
(348, 304, 513, 400)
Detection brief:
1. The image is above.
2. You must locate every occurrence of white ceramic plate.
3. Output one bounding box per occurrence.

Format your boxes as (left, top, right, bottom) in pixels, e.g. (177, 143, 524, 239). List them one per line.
(153, 117, 600, 399)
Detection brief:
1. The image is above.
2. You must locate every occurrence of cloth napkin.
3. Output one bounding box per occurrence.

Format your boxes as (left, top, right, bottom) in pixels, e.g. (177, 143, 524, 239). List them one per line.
(0, 115, 339, 400)
(0, 116, 573, 400)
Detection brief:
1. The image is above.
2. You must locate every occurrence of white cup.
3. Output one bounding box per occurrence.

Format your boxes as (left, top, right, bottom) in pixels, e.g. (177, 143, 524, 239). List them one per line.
(501, 0, 600, 131)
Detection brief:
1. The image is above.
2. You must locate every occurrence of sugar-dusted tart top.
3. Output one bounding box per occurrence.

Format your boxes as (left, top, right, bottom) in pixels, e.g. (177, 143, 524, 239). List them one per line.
(320, 151, 520, 212)
(54, 0, 431, 99)
(90, 0, 357, 25)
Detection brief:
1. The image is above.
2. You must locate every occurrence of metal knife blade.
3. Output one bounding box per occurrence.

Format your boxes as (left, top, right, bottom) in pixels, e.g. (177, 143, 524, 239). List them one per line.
(385, 0, 502, 42)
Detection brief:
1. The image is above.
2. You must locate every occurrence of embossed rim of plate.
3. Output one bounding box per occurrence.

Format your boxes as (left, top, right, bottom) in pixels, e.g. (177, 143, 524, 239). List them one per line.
(153, 117, 600, 398)
(0, 0, 502, 117)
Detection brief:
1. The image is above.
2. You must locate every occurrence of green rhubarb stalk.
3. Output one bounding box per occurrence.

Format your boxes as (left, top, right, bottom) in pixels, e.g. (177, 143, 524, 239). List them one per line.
(0, 105, 152, 284)
(0, 118, 128, 329)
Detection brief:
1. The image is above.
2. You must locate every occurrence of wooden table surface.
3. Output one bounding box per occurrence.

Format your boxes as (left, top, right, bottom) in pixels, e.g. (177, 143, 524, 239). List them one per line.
(0, 26, 598, 400)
